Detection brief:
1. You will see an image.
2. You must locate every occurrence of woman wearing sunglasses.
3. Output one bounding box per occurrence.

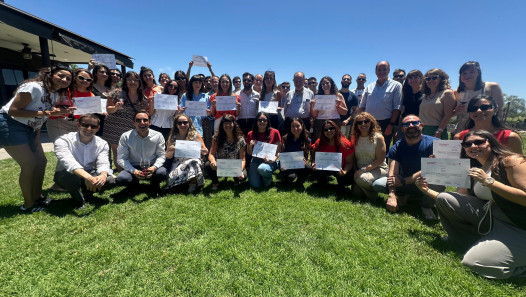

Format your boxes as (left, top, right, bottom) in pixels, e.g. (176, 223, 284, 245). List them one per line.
(165, 114, 208, 193)
(419, 69, 456, 139)
(416, 130, 526, 279)
(150, 80, 179, 141)
(454, 95, 522, 154)
(180, 75, 212, 149)
(311, 120, 354, 187)
(452, 61, 504, 137)
(349, 112, 388, 200)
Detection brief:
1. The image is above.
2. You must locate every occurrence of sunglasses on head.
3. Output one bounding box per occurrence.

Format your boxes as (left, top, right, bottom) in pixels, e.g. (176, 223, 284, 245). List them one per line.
(401, 120, 421, 128)
(323, 126, 336, 132)
(467, 104, 493, 113)
(356, 119, 370, 125)
(424, 75, 440, 81)
(461, 139, 487, 148)
(80, 122, 99, 129)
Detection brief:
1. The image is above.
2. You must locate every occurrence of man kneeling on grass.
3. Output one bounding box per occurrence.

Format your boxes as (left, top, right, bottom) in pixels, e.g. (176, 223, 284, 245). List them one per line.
(116, 110, 166, 196)
(54, 113, 115, 208)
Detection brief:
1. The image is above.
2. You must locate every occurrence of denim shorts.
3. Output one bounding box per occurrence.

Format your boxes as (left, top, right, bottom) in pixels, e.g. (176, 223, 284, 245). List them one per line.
(0, 112, 37, 151)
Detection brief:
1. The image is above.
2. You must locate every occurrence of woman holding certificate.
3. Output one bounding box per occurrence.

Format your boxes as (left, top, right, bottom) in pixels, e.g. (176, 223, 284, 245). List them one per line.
(416, 130, 526, 279)
(454, 95, 522, 154)
(165, 114, 208, 193)
(279, 118, 312, 184)
(349, 112, 388, 200)
(247, 112, 281, 188)
(180, 75, 212, 149)
(91, 63, 112, 136)
(150, 80, 179, 141)
(311, 120, 354, 187)
(311, 76, 348, 141)
(205, 114, 247, 190)
(260, 71, 281, 129)
(210, 74, 240, 132)
(419, 69, 456, 139)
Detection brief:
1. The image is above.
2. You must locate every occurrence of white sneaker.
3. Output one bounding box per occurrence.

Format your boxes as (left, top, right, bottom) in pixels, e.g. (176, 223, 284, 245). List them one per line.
(421, 207, 437, 220)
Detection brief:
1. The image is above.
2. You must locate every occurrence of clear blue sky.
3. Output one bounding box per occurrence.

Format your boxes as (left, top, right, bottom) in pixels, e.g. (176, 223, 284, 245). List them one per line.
(8, 0, 526, 100)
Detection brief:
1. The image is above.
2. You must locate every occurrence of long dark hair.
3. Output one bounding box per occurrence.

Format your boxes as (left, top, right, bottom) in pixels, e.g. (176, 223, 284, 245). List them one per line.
(162, 80, 178, 95)
(251, 112, 272, 142)
(92, 64, 112, 88)
(186, 75, 204, 100)
(458, 61, 484, 92)
(460, 130, 524, 176)
(282, 117, 310, 152)
(215, 114, 244, 148)
(122, 71, 143, 101)
(218, 74, 233, 95)
(139, 66, 157, 89)
(465, 95, 508, 130)
(260, 71, 277, 97)
(18, 65, 73, 103)
(316, 76, 339, 95)
(71, 68, 94, 92)
(314, 120, 344, 150)
(402, 69, 423, 98)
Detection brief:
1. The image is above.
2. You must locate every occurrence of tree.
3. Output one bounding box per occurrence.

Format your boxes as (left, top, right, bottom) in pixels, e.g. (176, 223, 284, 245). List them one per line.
(503, 94, 525, 119)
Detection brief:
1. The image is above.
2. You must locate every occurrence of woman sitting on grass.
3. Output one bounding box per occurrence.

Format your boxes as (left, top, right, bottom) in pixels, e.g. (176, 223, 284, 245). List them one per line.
(416, 130, 526, 279)
(311, 120, 354, 187)
(165, 114, 208, 193)
(279, 117, 311, 184)
(349, 112, 388, 200)
(204, 114, 247, 190)
(246, 112, 281, 188)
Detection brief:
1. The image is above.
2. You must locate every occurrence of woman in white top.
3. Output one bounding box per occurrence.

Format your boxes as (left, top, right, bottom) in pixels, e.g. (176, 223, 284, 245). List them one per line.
(453, 61, 504, 137)
(349, 112, 388, 200)
(419, 69, 456, 139)
(0, 65, 73, 212)
(311, 76, 348, 141)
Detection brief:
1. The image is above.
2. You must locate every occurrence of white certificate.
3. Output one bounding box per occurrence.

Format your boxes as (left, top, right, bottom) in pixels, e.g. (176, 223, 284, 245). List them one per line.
(315, 152, 342, 171)
(258, 101, 278, 114)
(217, 159, 243, 177)
(215, 96, 237, 111)
(173, 140, 201, 159)
(184, 101, 207, 117)
(280, 152, 305, 170)
(252, 141, 278, 159)
(100, 99, 107, 114)
(421, 158, 471, 188)
(433, 140, 462, 159)
(73, 96, 103, 115)
(314, 95, 336, 111)
(154, 94, 179, 110)
(192, 55, 208, 67)
(92, 54, 116, 69)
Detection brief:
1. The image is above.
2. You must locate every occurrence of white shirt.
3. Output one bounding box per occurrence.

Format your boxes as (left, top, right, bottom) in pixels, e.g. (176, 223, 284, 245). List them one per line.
(236, 89, 260, 119)
(117, 129, 166, 173)
(359, 78, 402, 120)
(54, 132, 112, 175)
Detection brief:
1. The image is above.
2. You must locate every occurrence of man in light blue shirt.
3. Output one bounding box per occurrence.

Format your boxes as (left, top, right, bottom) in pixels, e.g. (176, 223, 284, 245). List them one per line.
(284, 71, 314, 132)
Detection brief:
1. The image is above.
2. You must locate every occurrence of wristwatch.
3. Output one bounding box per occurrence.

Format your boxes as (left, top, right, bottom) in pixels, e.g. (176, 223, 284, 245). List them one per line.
(482, 177, 495, 187)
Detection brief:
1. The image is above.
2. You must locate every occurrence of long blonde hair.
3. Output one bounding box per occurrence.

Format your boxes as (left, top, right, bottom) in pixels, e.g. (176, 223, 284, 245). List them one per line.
(349, 112, 382, 146)
(168, 114, 197, 142)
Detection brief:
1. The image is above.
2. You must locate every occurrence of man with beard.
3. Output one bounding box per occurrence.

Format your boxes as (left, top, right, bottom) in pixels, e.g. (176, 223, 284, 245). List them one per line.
(339, 74, 359, 137)
(236, 72, 260, 135)
(372, 115, 445, 220)
(392, 69, 406, 84)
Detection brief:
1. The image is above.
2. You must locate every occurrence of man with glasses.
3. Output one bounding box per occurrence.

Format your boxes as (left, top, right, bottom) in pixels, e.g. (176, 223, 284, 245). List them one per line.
(372, 115, 445, 220)
(359, 61, 402, 148)
(352, 73, 367, 103)
(307, 77, 318, 93)
(110, 69, 122, 87)
(339, 74, 359, 137)
(284, 72, 314, 132)
(233, 76, 242, 93)
(116, 111, 167, 196)
(236, 72, 260, 135)
(392, 69, 406, 84)
(53, 114, 115, 208)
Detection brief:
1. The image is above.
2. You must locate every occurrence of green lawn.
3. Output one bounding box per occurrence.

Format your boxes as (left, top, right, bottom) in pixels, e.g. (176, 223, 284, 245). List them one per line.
(0, 153, 524, 296)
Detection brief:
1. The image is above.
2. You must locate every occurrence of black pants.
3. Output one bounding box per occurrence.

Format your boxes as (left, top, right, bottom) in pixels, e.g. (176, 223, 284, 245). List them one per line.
(280, 163, 312, 183)
(311, 169, 353, 187)
(237, 118, 255, 136)
(115, 166, 168, 190)
(54, 170, 115, 206)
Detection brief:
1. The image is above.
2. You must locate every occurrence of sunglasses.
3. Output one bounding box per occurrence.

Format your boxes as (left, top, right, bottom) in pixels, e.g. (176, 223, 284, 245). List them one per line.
(323, 126, 336, 132)
(233, 81, 241, 84)
(357, 78, 366, 81)
(401, 120, 421, 128)
(461, 139, 487, 148)
(424, 75, 440, 81)
(467, 104, 493, 113)
(281, 86, 290, 89)
(80, 122, 99, 129)
(77, 76, 93, 83)
(167, 85, 178, 89)
(393, 75, 404, 79)
(257, 118, 268, 123)
(308, 82, 317, 85)
(177, 121, 189, 125)
(356, 120, 370, 125)
(111, 73, 122, 78)
(243, 79, 253, 83)
(135, 118, 149, 123)
(175, 77, 186, 81)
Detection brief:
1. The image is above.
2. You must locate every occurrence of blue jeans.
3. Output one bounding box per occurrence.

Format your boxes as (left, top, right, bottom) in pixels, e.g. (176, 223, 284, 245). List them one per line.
(249, 158, 278, 188)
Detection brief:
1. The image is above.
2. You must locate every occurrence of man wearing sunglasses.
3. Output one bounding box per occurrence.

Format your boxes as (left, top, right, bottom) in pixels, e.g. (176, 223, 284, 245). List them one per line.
(392, 69, 406, 84)
(359, 61, 402, 149)
(372, 115, 445, 219)
(352, 73, 367, 103)
(116, 111, 167, 196)
(53, 114, 115, 208)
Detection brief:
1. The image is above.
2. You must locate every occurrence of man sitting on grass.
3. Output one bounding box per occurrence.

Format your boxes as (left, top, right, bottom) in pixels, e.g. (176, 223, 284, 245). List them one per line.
(372, 114, 445, 219)
(116, 110, 166, 196)
(54, 113, 114, 208)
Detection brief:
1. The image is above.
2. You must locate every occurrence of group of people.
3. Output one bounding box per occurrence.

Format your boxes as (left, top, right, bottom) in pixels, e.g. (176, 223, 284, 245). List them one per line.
(0, 60, 524, 280)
